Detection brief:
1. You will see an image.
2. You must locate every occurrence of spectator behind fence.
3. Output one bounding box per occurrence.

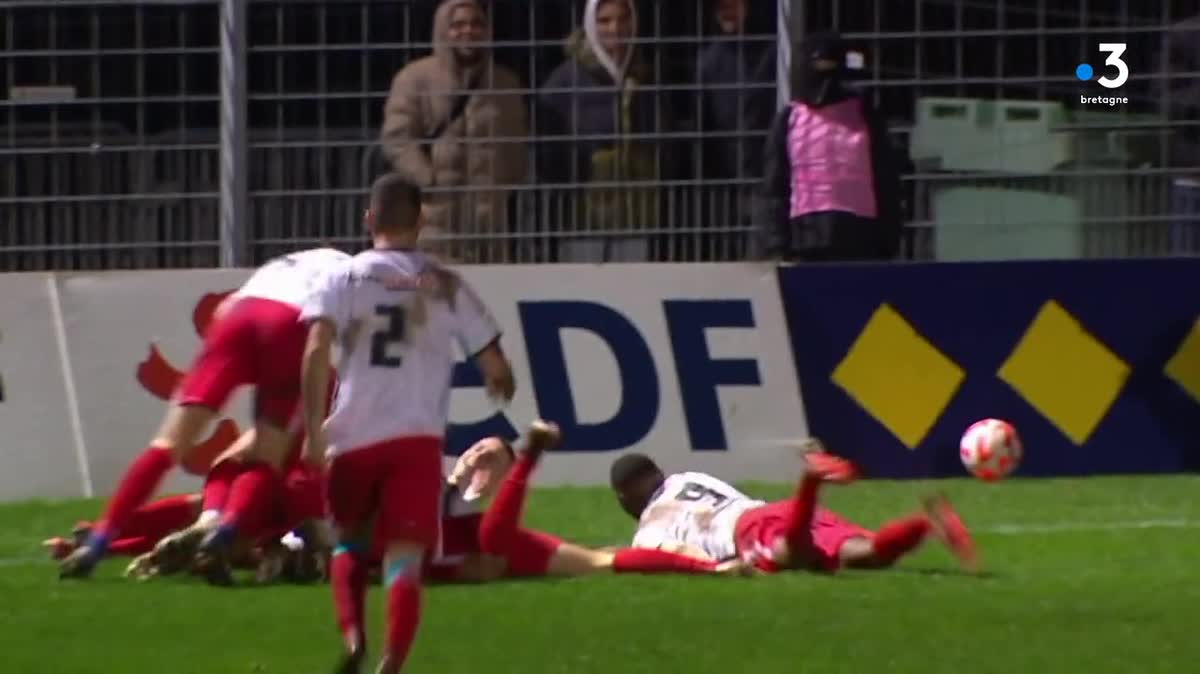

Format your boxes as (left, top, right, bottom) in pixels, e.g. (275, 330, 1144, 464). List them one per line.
(698, 0, 776, 259)
(1158, 15, 1200, 252)
(381, 0, 527, 263)
(755, 32, 902, 263)
(538, 0, 666, 263)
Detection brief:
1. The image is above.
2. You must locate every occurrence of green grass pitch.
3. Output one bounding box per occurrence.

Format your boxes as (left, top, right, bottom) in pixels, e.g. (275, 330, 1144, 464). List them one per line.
(2, 476, 1198, 673)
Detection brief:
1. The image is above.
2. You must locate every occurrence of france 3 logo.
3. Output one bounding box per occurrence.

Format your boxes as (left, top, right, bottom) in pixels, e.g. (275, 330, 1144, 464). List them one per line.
(1076, 43, 1130, 106)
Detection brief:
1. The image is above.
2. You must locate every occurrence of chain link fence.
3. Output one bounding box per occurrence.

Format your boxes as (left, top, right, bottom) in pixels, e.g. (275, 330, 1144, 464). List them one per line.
(2, 0, 1197, 270)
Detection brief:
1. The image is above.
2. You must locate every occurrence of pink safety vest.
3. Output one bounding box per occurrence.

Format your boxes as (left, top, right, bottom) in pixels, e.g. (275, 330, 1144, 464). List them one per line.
(786, 98, 878, 219)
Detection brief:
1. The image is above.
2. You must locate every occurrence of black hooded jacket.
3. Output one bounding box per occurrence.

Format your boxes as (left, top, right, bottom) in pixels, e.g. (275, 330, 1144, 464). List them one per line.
(755, 32, 904, 259)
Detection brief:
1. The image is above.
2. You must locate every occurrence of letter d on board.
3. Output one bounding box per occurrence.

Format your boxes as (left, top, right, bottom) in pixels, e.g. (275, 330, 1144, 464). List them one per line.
(520, 301, 659, 451)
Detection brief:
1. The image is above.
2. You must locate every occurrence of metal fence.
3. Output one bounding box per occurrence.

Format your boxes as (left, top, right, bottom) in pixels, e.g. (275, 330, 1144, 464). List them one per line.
(799, 0, 1200, 261)
(1, 0, 1197, 271)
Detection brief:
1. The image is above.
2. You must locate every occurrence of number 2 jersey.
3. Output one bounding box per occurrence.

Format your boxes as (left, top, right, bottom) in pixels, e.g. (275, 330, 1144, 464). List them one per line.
(631, 472, 766, 562)
(300, 248, 501, 457)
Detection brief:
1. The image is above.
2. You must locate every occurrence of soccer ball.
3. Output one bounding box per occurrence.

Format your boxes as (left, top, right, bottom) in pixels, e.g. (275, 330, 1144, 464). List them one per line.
(959, 418, 1022, 481)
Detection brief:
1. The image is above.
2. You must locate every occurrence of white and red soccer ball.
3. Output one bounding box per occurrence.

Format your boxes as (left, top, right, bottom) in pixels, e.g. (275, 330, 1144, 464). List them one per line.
(959, 418, 1022, 481)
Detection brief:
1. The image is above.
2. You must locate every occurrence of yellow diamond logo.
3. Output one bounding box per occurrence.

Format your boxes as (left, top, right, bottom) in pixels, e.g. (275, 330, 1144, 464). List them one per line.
(1165, 318, 1200, 404)
(832, 303, 965, 449)
(999, 300, 1129, 445)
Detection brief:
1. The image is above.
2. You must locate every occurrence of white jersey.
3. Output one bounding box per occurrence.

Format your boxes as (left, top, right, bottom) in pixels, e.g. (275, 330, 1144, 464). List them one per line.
(631, 472, 765, 562)
(234, 247, 352, 309)
(300, 248, 500, 456)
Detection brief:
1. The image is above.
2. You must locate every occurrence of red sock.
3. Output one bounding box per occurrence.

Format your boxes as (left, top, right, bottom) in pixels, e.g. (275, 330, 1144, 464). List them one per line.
(219, 462, 279, 534)
(385, 568, 423, 667)
(120, 494, 198, 541)
(202, 460, 242, 512)
(478, 454, 537, 555)
(108, 536, 155, 556)
(871, 516, 931, 565)
(612, 548, 718, 574)
(95, 447, 176, 538)
(782, 476, 821, 563)
(331, 548, 369, 650)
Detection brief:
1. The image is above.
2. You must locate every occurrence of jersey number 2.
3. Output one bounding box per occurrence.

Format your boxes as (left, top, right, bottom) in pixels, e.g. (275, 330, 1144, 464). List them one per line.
(369, 304, 407, 368)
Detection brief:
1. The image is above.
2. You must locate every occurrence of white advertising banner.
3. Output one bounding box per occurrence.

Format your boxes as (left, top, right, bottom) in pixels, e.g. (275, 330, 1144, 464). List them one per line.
(0, 274, 90, 499)
(0, 263, 809, 501)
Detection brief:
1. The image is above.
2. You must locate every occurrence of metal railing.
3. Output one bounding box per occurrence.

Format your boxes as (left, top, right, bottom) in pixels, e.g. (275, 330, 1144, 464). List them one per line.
(1, 0, 1197, 270)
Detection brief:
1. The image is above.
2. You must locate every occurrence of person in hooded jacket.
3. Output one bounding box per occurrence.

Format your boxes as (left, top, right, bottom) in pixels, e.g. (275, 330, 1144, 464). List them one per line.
(537, 0, 672, 262)
(381, 0, 528, 264)
(756, 32, 904, 263)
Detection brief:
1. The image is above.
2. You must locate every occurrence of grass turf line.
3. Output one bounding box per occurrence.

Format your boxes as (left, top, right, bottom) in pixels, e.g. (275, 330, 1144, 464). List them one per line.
(1, 476, 1198, 673)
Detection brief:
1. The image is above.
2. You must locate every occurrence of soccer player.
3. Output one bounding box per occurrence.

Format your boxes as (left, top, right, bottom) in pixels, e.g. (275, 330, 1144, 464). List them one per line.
(299, 172, 515, 674)
(44, 494, 200, 562)
(461, 422, 756, 581)
(59, 246, 351, 579)
(47, 429, 328, 584)
(608, 441, 979, 575)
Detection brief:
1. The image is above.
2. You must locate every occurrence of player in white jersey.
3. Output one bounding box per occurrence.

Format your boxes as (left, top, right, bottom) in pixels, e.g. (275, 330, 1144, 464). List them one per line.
(629, 472, 767, 562)
(611, 444, 979, 575)
(299, 172, 515, 674)
(60, 246, 350, 579)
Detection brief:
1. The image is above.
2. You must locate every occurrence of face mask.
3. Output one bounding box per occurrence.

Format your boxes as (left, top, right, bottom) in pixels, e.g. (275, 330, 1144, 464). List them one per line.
(795, 33, 847, 106)
(799, 65, 843, 105)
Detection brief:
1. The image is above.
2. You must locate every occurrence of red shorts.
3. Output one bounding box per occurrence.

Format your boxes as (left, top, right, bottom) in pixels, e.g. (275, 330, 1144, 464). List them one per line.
(423, 514, 562, 580)
(326, 436, 443, 548)
(734, 500, 875, 572)
(175, 296, 307, 428)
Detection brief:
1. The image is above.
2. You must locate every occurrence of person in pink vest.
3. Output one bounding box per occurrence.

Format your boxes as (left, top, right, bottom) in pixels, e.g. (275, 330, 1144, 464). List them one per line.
(756, 32, 904, 262)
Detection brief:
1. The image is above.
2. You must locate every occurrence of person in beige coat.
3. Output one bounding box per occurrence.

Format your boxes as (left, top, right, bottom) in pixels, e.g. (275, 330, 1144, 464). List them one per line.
(381, 0, 528, 263)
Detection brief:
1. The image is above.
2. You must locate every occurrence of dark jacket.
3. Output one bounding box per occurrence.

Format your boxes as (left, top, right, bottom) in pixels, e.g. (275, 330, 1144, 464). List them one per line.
(697, 36, 776, 179)
(537, 25, 670, 230)
(756, 93, 904, 259)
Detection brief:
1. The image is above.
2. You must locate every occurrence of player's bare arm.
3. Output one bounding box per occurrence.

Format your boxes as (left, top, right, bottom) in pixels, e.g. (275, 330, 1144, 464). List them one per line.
(473, 341, 515, 403)
(301, 318, 336, 463)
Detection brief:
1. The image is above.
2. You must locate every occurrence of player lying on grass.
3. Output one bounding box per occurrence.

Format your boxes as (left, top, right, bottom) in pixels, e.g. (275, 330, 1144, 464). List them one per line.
(44, 428, 329, 584)
(608, 440, 979, 574)
(429, 421, 754, 583)
(464, 421, 763, 579)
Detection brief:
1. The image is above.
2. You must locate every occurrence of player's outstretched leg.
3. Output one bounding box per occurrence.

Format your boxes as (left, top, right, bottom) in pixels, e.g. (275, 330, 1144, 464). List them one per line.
(60, 405, 214, 579)
(772, 447, 859, 569)
(923, 493, 979, 572)
(45, 493, 199, 562)
(477, 421, 561, 557)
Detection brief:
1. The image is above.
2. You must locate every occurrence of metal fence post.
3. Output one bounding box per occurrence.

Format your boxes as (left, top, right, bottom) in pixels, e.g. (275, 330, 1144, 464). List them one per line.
(219, 0, 249, 267)
(778, 0, 795, 108)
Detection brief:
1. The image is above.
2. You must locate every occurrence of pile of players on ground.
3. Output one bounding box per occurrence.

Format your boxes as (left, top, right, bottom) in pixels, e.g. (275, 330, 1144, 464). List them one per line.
(46, 423, 978, 587)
